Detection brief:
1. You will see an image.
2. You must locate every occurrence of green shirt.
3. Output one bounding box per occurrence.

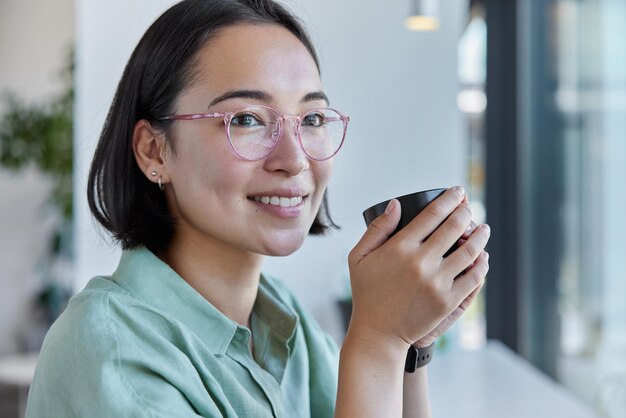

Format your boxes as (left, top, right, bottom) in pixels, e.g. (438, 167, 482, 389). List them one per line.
(26, 247, 339, 417)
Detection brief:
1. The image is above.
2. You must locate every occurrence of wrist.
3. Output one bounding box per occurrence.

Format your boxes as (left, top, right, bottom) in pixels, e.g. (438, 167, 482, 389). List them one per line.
(342, 330, 409, 364)
(337, 333, 406, 418)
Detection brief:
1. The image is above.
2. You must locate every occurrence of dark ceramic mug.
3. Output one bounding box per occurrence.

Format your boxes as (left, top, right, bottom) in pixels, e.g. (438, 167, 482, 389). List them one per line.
(363, 188, 446, 234)
(362, 187, 458, 257)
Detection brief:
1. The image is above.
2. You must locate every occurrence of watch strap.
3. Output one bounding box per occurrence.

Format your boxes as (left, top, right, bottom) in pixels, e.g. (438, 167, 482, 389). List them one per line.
(404, 342, 434, 373)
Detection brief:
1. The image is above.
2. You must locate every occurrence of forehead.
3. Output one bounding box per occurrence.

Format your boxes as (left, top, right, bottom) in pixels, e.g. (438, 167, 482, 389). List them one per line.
(188, 23, 322, 102)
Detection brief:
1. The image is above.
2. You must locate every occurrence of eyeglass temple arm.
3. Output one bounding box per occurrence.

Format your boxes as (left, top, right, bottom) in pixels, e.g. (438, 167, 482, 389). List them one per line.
(159, 112, 225, 121)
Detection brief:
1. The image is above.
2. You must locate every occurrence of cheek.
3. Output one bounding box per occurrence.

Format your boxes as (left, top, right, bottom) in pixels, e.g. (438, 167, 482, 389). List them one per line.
(165, 145, 254, 237)
(314, 160, 334, 192)
(309, 160, 334, 211)
(321, 160, 334, 184)
(167, 130, 245, 195)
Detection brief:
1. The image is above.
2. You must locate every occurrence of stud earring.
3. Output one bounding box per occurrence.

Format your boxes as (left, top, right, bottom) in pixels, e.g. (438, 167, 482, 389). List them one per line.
(151, 170, 158, 177)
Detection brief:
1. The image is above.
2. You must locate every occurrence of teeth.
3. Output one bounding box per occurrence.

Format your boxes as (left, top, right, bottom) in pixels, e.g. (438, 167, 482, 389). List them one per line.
(252, 196, 303, 207)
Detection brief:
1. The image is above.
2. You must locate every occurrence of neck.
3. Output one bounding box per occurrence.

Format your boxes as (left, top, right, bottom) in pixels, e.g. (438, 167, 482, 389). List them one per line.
(159, 226, 264, 327)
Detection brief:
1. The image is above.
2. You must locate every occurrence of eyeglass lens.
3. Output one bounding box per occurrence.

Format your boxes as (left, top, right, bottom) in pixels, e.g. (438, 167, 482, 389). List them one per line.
(227, 106, 345, 160)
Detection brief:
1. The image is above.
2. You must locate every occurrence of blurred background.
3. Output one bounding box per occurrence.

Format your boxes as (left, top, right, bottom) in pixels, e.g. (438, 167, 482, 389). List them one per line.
(0, 0, 624, 417)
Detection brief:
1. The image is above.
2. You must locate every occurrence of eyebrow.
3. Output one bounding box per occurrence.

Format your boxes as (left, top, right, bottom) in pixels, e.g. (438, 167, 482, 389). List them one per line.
(301, 91, 330, 105)
(208, 89, 330, 107)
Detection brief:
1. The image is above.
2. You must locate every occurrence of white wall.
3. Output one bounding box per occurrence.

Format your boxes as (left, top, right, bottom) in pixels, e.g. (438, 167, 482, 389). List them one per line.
(0, 0, 74, 355)
(0, 0, 74, 104)
(75, 0, 468, 342)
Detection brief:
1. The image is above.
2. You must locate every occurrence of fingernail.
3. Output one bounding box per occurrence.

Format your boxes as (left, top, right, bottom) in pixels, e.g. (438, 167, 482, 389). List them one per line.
(485, 251, 490, 260)
(385, 199, 396, 215)
(465, 224, 474, 235)
(452, 185, 465, 197)
(481, 224, 491, 236)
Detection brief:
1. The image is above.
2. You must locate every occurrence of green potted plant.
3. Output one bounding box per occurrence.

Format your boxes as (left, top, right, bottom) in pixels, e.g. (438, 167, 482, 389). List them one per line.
(0, 49, 74, 350)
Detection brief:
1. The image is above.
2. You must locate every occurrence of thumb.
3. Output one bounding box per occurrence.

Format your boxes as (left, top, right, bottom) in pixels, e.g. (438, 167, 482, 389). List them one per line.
(351, 199, 401, 263)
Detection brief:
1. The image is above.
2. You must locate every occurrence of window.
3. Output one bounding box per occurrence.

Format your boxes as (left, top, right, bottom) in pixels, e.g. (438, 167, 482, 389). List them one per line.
(484, 0, 626, 415)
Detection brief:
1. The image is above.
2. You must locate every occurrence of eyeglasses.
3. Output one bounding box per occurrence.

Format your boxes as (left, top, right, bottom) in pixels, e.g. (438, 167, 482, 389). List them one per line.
(159, 105, 350, 161)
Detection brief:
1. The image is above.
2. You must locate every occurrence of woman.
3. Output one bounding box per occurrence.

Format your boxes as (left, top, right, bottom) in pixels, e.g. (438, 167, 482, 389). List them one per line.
(26, 0, 490, 417)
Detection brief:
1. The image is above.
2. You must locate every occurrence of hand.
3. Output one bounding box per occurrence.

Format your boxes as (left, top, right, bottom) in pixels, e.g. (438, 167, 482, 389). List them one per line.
(413, 237, 488, 349)
(346, 187, 491, 354)
(414, 202, 490, 348)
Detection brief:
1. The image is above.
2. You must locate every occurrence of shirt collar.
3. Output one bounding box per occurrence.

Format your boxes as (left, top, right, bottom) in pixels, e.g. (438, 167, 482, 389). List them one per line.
(254, 278, 299, 345)
(110, 247, 300, 357)
(111, 247, 237, 355)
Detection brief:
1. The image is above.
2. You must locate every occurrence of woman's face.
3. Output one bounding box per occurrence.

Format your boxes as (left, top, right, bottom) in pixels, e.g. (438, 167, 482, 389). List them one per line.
(162, 24, 334, 257)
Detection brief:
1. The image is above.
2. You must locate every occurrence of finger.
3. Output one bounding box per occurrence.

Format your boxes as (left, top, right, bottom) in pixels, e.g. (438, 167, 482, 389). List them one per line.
(349, 199, 401, 264)
(443, 223, 490, 277)
(394, 186, 466, 245)
(454, 238, 473, 272)
(457, 279, 484, 311)
(450, 238, 474, 275)
(461, 220, 477, 240)
(451, 251, 489, 302)
(422, 202, 473, 259)
(456, 238, 467, 247)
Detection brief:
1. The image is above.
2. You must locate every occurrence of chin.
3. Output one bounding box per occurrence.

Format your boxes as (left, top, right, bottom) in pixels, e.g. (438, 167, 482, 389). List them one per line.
(258, 231, 307, 257)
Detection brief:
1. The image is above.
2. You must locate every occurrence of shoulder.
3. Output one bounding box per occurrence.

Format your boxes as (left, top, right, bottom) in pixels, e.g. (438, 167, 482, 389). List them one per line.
(27, 277, 184, 417)
(33, 274, 191, 376)
(38, 277, 124, 359)
(38, 276, 156, 355)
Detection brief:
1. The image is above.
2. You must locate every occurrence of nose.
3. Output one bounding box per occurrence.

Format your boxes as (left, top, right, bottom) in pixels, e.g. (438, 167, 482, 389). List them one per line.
(262, 117, 309, 175)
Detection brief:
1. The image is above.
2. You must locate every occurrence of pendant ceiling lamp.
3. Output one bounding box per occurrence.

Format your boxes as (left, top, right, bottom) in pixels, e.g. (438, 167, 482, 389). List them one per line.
(405, 0, 440, 31)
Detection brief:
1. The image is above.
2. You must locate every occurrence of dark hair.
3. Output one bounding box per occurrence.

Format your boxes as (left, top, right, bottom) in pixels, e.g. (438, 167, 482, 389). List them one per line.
(88, 0, 338, 252)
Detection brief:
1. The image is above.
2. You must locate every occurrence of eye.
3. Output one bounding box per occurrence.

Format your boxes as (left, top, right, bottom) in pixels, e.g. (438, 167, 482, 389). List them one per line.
(302, 112, 324, 127)
(231, 112, 264, 127)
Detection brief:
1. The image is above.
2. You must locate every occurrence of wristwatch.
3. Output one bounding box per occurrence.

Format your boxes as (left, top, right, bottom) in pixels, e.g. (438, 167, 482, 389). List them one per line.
(404, 342, 434, 373)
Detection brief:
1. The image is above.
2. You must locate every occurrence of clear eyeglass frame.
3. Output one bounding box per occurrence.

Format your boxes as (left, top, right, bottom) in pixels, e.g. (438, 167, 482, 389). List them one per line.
(158, 104, 350, 161)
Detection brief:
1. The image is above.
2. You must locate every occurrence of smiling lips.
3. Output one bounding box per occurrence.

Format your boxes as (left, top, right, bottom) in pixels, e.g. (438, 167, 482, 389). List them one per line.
(250, 195, 304, 208)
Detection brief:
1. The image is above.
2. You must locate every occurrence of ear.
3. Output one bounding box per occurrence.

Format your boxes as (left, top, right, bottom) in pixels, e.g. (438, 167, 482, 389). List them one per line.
(132, 120, 170, 187)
